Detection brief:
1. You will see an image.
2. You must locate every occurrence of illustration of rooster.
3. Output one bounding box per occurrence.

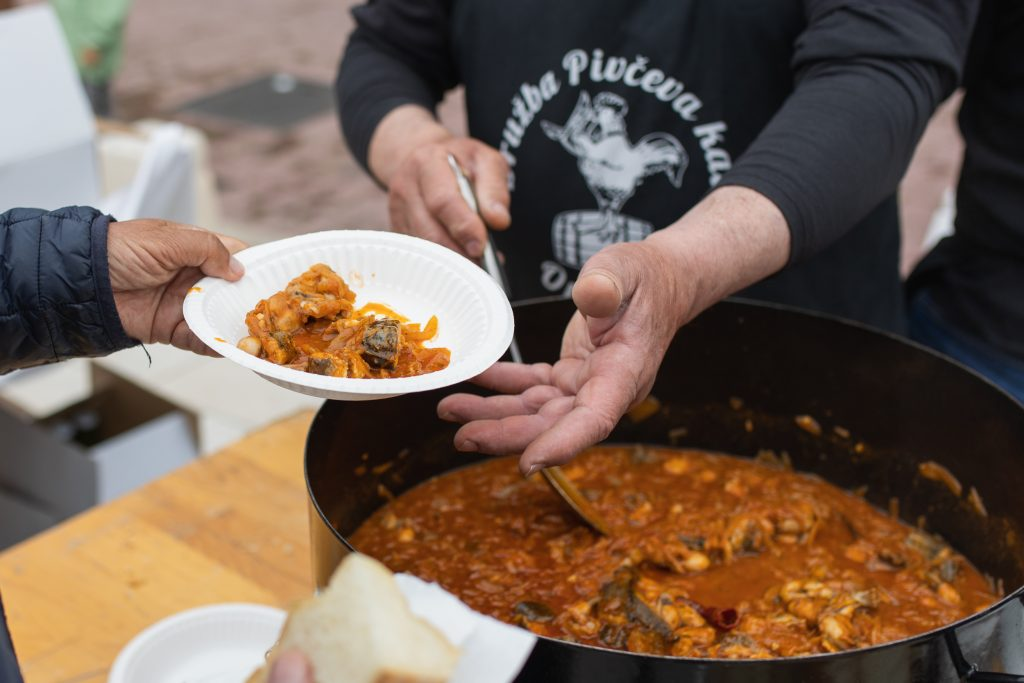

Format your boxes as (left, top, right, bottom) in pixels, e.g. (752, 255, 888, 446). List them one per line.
(541, 91, 688, 269)
(542, 91, 687, 214)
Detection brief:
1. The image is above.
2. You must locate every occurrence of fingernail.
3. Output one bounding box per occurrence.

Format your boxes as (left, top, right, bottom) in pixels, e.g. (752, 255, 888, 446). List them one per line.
(465, 240, 483, 258)
(523, 463, 538, 478)
(229, 256, 245, 278)
(489, 202, 510, 222)
(458, 439, 478, 452)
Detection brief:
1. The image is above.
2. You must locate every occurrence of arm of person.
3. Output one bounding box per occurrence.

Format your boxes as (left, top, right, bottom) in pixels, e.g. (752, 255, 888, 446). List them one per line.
(438, 0, 979, 471)
(720, 0, 977, 263)
(439, 186, 789, 473)
(0, 207, 244, 375)
(336, 0, 509, 259)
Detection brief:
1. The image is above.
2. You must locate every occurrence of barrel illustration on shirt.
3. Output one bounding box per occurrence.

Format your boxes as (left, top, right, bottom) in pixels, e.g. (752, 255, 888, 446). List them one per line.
(541, 91, 688, 269)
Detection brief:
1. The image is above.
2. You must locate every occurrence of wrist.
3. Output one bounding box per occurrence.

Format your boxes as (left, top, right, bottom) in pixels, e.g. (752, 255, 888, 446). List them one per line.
(98, 217, 140, 348)
(644, 185, 791, 325)
(368, 105, 453, 186)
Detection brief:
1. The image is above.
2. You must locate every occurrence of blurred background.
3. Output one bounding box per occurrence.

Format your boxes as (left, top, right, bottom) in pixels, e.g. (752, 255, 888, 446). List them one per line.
(0, 0, 963, 544)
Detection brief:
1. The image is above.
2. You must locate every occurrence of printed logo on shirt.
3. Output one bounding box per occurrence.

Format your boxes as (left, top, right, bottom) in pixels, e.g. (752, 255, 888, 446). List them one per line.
(495, 48, 734, 296)
(541, 90, 686, 270)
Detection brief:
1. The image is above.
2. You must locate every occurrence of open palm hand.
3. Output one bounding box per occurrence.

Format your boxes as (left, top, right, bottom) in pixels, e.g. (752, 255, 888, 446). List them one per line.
(438, 241, 688, 473)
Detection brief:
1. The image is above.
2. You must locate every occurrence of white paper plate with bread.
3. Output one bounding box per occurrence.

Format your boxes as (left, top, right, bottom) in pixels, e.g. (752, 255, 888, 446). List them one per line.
(110, 554, 534, 683)
(249, 553, 535, 683)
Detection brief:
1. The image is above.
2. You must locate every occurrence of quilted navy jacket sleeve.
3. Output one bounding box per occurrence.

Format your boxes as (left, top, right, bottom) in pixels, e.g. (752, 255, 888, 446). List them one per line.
(0, 206, 137, 374)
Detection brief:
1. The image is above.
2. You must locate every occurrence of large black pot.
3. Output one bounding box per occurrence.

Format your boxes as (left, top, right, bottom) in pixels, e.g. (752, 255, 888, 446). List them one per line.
(306, 298, 1024, 682)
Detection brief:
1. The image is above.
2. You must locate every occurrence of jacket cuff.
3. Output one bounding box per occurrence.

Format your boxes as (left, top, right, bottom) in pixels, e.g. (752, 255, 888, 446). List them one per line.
(89, 212, 138, 351)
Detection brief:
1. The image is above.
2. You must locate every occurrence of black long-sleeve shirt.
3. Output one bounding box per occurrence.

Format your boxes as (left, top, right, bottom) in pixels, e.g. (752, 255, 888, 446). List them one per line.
(908, 0, 1024, 359)
(337, 0, 976, 331)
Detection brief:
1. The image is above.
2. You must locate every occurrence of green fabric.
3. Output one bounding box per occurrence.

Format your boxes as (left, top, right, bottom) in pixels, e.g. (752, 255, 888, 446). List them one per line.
(51, 0, 132, 84)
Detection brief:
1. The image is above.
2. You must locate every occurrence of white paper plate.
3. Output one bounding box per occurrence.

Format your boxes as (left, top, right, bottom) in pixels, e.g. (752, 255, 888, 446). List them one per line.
(108, 603, 286, 683)
(183, 230, 515, 400)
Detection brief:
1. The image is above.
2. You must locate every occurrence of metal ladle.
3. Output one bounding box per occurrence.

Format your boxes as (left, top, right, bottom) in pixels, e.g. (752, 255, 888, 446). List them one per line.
(447, 153, 611, 536)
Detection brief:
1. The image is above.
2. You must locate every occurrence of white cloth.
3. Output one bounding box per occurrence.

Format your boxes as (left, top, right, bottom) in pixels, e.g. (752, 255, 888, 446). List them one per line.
(394, 573, 536, 683)
(97, 122, 198, 223)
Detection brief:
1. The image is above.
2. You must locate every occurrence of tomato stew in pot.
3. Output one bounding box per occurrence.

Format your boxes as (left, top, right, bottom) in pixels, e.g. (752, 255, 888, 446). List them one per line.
(352, 445, 998, 659)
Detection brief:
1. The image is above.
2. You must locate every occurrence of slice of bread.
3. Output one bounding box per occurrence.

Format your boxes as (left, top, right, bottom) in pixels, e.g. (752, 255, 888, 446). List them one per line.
(248, 553, 459, 683)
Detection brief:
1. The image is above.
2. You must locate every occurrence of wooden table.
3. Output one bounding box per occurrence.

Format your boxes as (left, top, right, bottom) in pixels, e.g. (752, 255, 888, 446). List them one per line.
(0, 411, 315, 683)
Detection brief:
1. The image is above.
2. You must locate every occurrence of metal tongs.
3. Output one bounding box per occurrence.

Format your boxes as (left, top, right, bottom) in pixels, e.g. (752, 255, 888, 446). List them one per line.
(447, 154, 611, 536)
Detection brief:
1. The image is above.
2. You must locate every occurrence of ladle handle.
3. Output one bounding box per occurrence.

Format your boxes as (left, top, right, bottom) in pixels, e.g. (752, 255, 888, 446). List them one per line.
(447, 153, 522, 364)
(445, 155, 610, 535)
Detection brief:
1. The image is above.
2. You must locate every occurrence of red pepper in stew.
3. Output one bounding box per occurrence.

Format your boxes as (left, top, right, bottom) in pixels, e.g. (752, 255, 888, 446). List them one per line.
(701, 607, 740, 631)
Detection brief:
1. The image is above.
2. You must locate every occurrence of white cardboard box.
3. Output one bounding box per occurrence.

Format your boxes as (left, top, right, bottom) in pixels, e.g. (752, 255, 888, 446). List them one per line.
(0, 4, 100, 212)
(0, 365, 198, 546)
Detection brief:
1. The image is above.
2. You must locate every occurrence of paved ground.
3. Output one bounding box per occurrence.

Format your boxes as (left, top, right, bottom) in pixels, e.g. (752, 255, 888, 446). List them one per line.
(108, 0, 468, 244)
(112, 0, 385, 242)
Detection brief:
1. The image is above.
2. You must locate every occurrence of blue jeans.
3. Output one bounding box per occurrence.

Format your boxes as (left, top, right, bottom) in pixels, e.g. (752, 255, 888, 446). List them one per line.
(908, 291, 1024, 405)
